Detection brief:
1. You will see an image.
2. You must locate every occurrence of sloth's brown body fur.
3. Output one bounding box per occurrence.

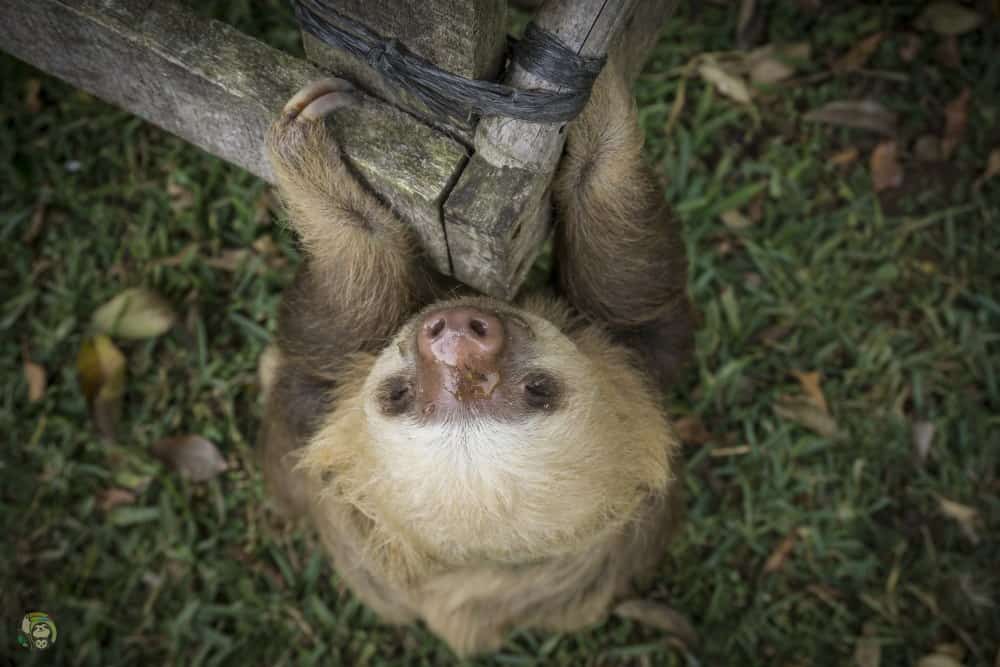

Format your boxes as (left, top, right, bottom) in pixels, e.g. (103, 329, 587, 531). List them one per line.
(259, 59, 695, 656)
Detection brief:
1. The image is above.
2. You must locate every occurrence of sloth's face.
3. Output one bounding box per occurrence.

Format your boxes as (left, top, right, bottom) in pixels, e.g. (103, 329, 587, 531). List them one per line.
(324, 296, 675, 563)
(368, 296, 582, 426)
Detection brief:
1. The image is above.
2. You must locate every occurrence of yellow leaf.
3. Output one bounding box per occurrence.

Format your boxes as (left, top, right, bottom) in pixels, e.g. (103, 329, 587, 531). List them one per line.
(77, 334, 127, 439)
(698, 60, 753, 104)
(870, 141, 904, 192)
(774, 395, 838, 437)
(23, 359, 46, 403)
(936, 495, 981, 544)
(791, 370, 829, 414)
(92, 288, 176, 340)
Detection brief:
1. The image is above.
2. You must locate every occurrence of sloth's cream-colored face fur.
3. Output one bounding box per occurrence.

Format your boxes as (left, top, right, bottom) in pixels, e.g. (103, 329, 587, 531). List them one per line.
(299, 297, 677, 569)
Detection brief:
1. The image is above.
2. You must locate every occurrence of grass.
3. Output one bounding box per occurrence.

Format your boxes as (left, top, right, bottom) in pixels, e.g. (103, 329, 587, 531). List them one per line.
(2, 1, 998, 665)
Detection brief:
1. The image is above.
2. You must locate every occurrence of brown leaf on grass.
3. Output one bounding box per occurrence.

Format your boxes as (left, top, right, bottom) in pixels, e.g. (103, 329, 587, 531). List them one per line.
(915, 2, 984, 35)
(914, 134, 943, 162)
(762, 530, 798, 574)
(205, 248, 250, 272)
(973, 148, 1000, 191)
(870, 141, 904, 192)
(614, 599, 699, 650)
(152, 243, 199, 269)
(167, 179, 196, 214)
(803, 100, 898, 135)
(98, 487, 137, 512)
(853, 621, 881, 667)
(721, 208, 753, 230)
(912, 421, 935, 464)
(673, 415, 713, 445)
(935, 35, 962, 68)
(774, 395, 838, 437)
(93, 287, 176, 340)
(935, 495, 981, 544)
(151, 435, 228, 482)
(829, 146, 860, 167)
(77, 334, 127, 439)
(698, 59, 753, 104)
(941, 88, 971, 158)
(748, 193, 765, 222)
(23, 357, 46, 403)
(24, 78, 43, 113)
(832, 32, 884, 73)
(747, 43, 811, 85)
(898, 33, 923, 62)
(791, 370, 828, 414)
(915, 654, 963, 667)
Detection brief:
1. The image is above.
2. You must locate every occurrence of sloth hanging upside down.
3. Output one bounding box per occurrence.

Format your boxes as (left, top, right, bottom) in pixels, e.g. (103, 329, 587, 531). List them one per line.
(259, 57, 697, 656)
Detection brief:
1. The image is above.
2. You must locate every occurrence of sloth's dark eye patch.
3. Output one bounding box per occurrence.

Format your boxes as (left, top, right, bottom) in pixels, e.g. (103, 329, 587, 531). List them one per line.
(522, 372, 562, 412)
(377, 376, 413, 416)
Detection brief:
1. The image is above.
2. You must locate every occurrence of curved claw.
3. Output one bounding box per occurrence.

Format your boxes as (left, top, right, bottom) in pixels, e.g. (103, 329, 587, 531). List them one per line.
(283, 77, 356, 118)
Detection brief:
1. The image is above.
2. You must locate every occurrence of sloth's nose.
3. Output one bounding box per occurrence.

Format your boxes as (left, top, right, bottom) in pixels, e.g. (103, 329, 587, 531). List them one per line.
(418, 307, 505, 368)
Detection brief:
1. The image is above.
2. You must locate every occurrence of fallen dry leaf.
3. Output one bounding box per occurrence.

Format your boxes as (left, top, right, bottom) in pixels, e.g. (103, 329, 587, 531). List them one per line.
(721, 208, 753, 230)
(870, 141, 904, 192)
(829, 146, 860, 167)
(833, 32, 884, 73)
(898, 32, 923, 62)
(774, 395, 838, 437)
(935, 35, 962, 68)
(973, 148, 1000, 190)
(23, 358, 46, 403)
(698, 59, 753, 104)
(614, 599, 699, 650)
(206, 248, 251, 272)
(941, 88, 971, 158)
(747, 43, 811, 85)
(24, 78, 43, 113)
(98, 487, 137, 512)
(915, 654, 963, 667)
(803, 100, 898, 135)
(167, 179, 196, 214)
(673, 415, 713, 445)
(912, 421, 935, 464)
(151, 435, 228, 482)
(152, 243, 199, 269)
(915, 2, 984, 35)
(762, 530, 797, 574)
(914, 134, 943, 162)
(93, 287, 176, 340)
(791, 370, 828, 414)
(77, 334, 127, 439)
(853, 621, 881, 667)
(936, 495, 980, 544)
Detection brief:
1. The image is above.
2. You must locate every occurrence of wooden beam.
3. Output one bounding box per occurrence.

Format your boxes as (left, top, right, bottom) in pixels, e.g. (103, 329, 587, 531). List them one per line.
(444, 0, 678, 298)
(0, 0, 467, 275)
(300, 0, 507, 139)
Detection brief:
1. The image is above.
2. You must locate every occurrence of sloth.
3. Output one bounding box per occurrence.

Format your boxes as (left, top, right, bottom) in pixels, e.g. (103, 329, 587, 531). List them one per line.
(259, 58, 695, 656)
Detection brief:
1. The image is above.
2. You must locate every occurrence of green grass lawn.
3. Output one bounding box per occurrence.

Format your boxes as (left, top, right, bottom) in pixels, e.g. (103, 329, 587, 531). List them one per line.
(2, 1, 998, 665)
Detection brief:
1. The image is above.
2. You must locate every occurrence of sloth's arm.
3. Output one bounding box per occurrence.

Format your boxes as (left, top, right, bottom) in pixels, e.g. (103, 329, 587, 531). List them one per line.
(266, 79, 435, 369)
(553, 64, 695, 389)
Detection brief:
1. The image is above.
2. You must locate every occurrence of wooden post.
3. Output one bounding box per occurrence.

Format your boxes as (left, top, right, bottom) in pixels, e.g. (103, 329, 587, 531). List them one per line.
(0, 0, 467, 276)
(444, 0, 678, 298)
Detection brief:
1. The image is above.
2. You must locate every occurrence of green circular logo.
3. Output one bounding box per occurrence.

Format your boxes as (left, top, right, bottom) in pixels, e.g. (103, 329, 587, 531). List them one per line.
(19, 612, 57, 651)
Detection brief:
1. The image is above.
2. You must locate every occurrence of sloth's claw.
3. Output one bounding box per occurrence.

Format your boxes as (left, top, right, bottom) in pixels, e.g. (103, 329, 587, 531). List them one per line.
(614, 599, 698, 650)
(283, 77, 356, 119)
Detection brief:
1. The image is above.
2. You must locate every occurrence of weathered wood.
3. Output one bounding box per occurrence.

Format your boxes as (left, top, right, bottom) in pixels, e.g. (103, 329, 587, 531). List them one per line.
(0, 0, 467, 275)
(301, 0, 507, 138)
(444, 0, 678, 298)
